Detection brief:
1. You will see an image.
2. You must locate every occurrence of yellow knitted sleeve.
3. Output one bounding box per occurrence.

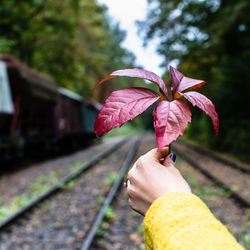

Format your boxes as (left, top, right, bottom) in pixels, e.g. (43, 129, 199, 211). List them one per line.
(144, 192, 244, 250)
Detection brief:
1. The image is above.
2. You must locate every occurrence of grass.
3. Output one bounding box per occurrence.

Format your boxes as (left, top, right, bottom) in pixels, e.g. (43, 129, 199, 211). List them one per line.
(0, 158, 86, 222)
(131, 210, 140, 217)
(96, 238, 108, 247)
(242, 234, 250, 248)
(186, 176, 225, 202)
(137, 224, 144, 234)
(0, 195, 32, 221)
(245, 209, 250, 215)
(61, 180, 76, 190)
(0, 173, 56, 221)
(235, 225, 250, 248)
(218, 187, 232, 198)
(102, 122, 143, 139)
(104, 206, 116, 220)
(96, 221, 110, 236)
(96, 196, 106, 206)
(194, 187, 217, 201)
(73, 161, 83, 171)
(96, 206, 116, 237)
(43, 201, 55, 213)
(180, 137, 250, 165)
(103, 172, 119, 186)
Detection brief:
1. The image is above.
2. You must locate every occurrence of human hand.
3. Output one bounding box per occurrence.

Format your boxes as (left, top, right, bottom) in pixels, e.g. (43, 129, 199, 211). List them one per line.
(126, 147, 192, 216)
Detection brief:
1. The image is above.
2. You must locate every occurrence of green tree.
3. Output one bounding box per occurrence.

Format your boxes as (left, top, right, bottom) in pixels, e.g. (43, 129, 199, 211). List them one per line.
(0, 0, 136, 98)
(139, 0, 250, 160)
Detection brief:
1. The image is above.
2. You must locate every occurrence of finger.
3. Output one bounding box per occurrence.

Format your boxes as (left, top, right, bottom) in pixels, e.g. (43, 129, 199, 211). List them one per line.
(128, 198, 144, 216)
(126, 180, 135, 199)
(127, 166, 135, 184)
(162, 153, 176, 168)
(127, 179, 131, 187)
(143, 147, 169, 162)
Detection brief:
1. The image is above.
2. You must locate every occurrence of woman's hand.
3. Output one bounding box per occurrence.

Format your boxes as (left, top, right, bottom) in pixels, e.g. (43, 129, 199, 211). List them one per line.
(126, 147, 191, 216)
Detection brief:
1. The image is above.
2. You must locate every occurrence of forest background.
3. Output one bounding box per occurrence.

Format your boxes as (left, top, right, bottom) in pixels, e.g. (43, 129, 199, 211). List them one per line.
(1, 0, 249, 161)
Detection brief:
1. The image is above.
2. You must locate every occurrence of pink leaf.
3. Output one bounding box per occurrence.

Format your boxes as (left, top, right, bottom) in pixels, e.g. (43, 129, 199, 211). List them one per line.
(182, 91, 219, 135)
(169, 66, 206, 95)
(153, 100, 191, 150)
(90, 68, 168, 98)
(94, 87, 160, 136)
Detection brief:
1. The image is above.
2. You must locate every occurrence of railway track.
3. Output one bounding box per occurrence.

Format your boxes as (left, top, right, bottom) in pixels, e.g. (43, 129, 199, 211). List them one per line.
(0, 136, 142, 249)
(177, 140, 250, 174)
(0, 135, 249, 249)
(81, 137, 141, 250)
(0, 137, 128, 231)
(84, 137, 250, 249)
(172, 140, 250, 208)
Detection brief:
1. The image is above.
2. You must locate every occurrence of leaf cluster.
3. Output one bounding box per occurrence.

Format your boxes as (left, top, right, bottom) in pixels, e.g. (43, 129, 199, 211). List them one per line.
(92, 67, 218, 150)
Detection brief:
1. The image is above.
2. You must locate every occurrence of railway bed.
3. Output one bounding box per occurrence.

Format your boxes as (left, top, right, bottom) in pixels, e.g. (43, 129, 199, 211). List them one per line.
(0, 136, 142, 249)
(172, 141, 250, 208)
(174, 153, 250, 248)
(0, 135, 249, 249)
(0, 137, 125, 221)
(0, 137, 128, 231)
(177, 140, 250, 174)
(85, 137, 250, 249)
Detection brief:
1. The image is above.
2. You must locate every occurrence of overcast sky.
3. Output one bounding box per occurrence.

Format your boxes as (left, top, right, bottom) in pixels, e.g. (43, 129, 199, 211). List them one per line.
(98, 0, 165, 76)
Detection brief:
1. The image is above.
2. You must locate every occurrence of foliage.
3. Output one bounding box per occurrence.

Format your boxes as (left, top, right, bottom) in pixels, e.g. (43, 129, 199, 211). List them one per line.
(104, 206, 116, 220)
(0, 195, 31, 221)
(242, 234, 250, 248)
(139, 0, 250, 160)
(96, 195, 106, 206)
(92, 67, 218, 150)
(0, 159, 84, 222)
(101, 121, 144, 139)
(0, 0, 136, 99)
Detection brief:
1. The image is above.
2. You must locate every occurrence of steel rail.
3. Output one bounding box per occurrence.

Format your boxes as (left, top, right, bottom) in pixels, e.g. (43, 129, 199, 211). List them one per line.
(173, 145, 250, 208)
(175, 140, 250, 175)
(0, 138, 128, 231)
(81, 136, 141, 250)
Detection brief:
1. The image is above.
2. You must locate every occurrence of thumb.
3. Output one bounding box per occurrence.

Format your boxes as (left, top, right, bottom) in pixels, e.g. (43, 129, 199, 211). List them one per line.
(143, 147, 169, 162)
(162, 153, 176, 168)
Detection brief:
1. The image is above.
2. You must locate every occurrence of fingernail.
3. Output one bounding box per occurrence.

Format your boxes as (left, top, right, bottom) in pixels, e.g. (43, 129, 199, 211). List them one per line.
(170, 153, 176, 162)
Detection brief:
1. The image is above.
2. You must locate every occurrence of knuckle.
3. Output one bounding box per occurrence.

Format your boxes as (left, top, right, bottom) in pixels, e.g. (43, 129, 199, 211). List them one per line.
(127, 170, 135, 181)
(144, 148, 157, 158)
(137, 156, 145, 168)
(126, 185, 135, 197)
(148, 148, 157, 154)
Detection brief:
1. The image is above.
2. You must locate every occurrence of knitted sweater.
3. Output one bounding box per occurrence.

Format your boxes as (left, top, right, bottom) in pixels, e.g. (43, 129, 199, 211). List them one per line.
(144, 192, 244, 250)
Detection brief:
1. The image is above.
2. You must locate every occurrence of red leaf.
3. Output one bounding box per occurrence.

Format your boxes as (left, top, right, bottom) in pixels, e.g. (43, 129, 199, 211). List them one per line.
(90, 68, 168, 98)
(182, 91, 219, 135)
(94, 87, 160, 136)
(153, 100, 191, 150)
(169, 66, 206, 95)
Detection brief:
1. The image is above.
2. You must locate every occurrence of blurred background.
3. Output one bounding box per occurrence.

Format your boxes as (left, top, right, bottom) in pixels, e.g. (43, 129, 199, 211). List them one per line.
(0, 1, 250, 249)
(1, 0, 250, 161)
